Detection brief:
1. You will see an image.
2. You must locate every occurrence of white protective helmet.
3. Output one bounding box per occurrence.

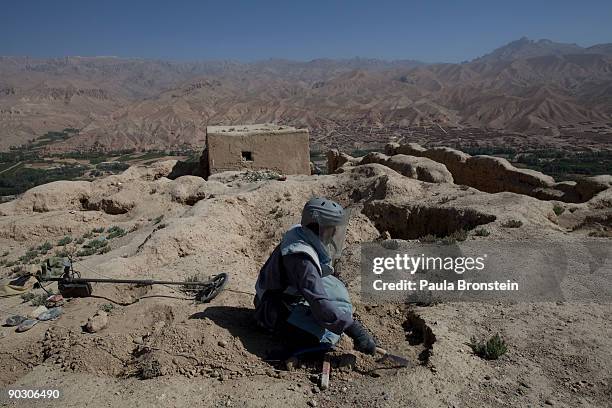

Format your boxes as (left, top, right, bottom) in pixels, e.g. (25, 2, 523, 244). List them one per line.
(301, 197, 350, 260)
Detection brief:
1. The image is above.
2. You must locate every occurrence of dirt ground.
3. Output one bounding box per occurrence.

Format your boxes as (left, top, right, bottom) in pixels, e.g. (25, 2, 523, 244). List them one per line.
(0, 161, 610, 407)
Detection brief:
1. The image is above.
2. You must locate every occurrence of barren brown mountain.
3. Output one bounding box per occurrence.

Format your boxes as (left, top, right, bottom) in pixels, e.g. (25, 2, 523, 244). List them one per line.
(1, 38, 611, 151)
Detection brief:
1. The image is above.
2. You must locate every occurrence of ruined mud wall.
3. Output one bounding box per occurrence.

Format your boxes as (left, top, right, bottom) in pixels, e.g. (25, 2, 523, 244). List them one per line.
(327, 150, 453, 184)
(359, 152, 453, 183)
(207, 129, 310, 175)
(384, 142, 612, 203)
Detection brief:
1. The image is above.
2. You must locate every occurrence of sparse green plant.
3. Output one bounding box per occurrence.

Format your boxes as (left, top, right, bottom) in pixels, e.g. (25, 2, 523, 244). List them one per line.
(182, 273, 206, 291)
(588, 230, 611, 238)
(440, 236, 454, 245)
(243, 170, 281, 182)
(100, 303, 114, 313)
(473, 228, 490, 237)
(501, 219, 523, 228)
(55, 248, 71, 258)
(30, 293, 47, 306)
(98, 245, 111, 254)
(20, 292, 35, 303)
(153, 215, 164, 225)
(421, 229, 468, 245)
(469, 333, 508, 360)
(438, 196, 456, 204)
(419, 234, 438, 243)
(553, 204, 565, 216)
(76, 237, 85, 244)
(448, 229, 468, 242)
(58, 236, 73, 246)
(19, 249, 38, 263)
(25, 290, 55, 306)
(76, 247, 96, 257)
(106, 226, 126, 239)
(38, 241, 53, 254)
(82, 231, 93, 239)
(83, 238, 108, 250)
(92, 227, 105, 233)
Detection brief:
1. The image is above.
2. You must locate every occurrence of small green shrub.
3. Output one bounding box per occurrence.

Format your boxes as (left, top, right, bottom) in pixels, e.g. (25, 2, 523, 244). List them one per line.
(98, 245, 111, 254)
(182, 273, 207, 291)
(30, 293, 48, 306)
(76, 247, 96, 257)
(153, 215, 164, 225)
(553, 204, 565, 216)
(501, 220, 523, 228)
(82, 231, 93, 239)
(469, 333, 508, 360)
(20, 292, 35, 303)
(106, 226, 126, 239)
(92, 227, 105, 233)
(84, 238, 108, 250)
(420, 229, 468, 244)
(473, 228, 490, 237)
(100, 303, 114, 313)
(25, 290, 55, 306)
(19, 250, 39, 263)
(419, 234, 437, 243)
(448, 229, 468, 242)
(38, 241, 53, 253)
(76, 237, 85, 244)
(58, 236, 73, 246)
(588, 230, 612, 238)
(55, 248, 71, 257)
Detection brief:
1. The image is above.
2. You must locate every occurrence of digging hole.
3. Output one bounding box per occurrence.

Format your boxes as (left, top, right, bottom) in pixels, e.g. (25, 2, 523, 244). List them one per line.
(402, 311, 436, 364)
(364, 201, 496, 239)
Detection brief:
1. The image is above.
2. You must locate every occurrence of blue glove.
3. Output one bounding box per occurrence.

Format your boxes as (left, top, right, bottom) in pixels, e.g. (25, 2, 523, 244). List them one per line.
(345, 320, 376, 355)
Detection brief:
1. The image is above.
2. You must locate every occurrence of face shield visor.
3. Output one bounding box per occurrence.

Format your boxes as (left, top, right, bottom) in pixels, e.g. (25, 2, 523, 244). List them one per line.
(317, 208, 350, 261)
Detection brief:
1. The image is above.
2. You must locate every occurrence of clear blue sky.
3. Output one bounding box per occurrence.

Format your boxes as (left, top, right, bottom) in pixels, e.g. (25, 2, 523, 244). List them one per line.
(2, 0, 611, 62)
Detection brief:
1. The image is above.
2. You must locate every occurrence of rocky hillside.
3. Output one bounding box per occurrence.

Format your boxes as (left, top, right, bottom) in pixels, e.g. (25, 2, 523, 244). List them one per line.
(1, 38, 612, 151)
(0, 145, 610, 406)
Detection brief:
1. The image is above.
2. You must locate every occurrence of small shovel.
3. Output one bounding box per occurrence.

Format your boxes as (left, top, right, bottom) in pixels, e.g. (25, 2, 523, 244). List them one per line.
(375, 346, 410, 367)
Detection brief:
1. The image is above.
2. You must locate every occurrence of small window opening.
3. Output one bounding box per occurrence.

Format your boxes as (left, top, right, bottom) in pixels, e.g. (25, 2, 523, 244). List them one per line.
(241, 151, 253, 162)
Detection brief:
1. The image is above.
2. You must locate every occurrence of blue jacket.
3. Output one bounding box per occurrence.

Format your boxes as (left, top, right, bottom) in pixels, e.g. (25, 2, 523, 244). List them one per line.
(254, 226, 354, 335)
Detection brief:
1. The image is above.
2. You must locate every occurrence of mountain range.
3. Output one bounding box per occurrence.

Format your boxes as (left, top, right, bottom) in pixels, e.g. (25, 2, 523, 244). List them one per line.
(1, 37, 611, 151)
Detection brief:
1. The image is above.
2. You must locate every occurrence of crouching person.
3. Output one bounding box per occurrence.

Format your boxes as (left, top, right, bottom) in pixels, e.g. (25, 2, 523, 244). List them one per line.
(254, 197, 376, 354)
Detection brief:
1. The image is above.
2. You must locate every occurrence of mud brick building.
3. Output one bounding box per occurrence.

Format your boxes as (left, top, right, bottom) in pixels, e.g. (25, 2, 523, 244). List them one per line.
(203, 124, 310, 177)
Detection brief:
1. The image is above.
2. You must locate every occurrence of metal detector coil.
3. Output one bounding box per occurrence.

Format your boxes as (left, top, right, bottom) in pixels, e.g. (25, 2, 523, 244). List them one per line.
(58, 279, 93, 298)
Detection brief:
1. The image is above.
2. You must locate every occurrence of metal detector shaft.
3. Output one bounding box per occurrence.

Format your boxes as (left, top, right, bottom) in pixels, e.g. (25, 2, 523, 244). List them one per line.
(39, 276, 216, 286)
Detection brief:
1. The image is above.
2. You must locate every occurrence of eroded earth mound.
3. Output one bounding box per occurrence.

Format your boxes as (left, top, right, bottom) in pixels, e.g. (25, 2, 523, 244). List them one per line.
(0, 152, 610, 407)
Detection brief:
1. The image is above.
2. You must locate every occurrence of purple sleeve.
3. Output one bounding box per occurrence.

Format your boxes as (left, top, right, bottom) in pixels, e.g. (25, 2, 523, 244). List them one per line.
(282, 253, 353, 335)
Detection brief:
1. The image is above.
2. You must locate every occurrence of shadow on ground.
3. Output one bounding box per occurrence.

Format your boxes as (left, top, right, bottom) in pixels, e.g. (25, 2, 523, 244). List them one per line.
(190, 306, 285, 361)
